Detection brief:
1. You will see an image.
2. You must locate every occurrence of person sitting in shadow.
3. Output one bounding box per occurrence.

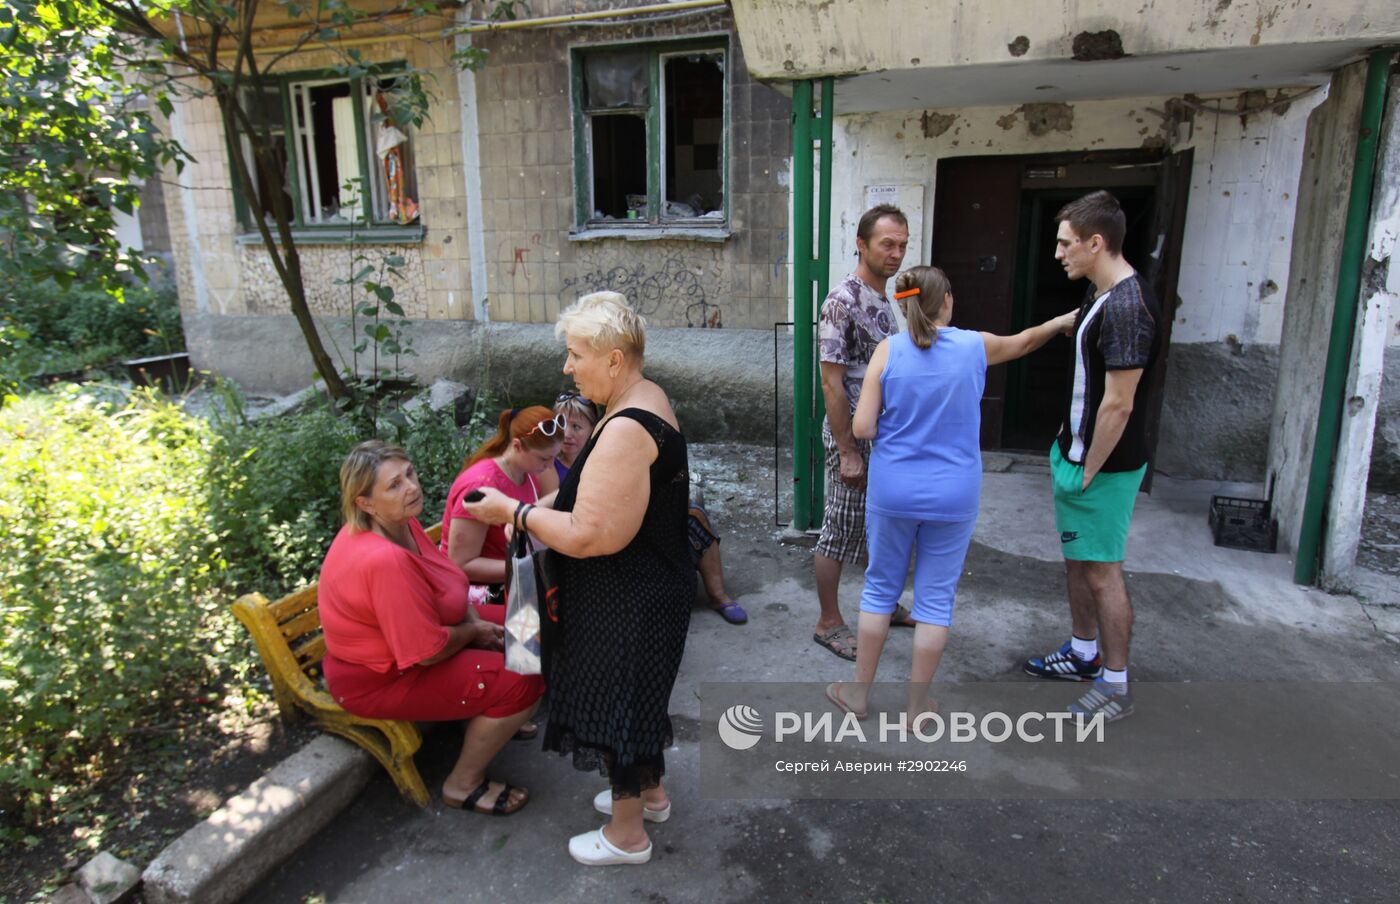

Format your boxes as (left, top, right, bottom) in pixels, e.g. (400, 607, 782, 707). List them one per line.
(554, 390, 748, 625)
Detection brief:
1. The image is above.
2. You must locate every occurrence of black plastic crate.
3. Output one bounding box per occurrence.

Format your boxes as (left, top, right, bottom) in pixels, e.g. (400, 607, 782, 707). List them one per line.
(1208, 495, 1278, 553)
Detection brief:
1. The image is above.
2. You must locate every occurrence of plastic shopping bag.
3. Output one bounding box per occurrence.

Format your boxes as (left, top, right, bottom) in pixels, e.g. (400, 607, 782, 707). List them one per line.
(504, 532, 544, 675)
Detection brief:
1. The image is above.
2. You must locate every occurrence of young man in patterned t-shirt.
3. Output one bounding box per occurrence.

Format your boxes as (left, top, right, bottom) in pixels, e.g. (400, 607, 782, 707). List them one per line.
(1021, 191, 1162, 722)
(812, 204, 909, 661)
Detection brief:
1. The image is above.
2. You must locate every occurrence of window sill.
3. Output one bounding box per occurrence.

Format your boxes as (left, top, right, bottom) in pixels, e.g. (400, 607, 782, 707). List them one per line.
(568, 225, 732, 243)
(236, 225, 425, 246)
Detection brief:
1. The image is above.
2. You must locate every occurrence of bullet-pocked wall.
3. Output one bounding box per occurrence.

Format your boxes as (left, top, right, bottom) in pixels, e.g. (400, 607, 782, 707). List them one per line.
(821, 88, 1400, 481)
(468, 3, 792, 330)
(829, 91, 1328, 347)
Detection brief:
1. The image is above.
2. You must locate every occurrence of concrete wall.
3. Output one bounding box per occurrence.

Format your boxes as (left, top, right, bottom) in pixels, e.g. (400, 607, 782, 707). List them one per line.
(823, 89, 1357, 481)
(729, 0, 1400, 80)
(165, 1, 794, 389)
(1324, 70, 1400, 580)
(1266, 60, 1368, 553)
(182, 311, 788, 443)
(828, 90, 1325, 346)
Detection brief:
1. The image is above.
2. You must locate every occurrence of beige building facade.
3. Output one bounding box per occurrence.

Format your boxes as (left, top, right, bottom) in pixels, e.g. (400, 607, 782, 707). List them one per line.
(163, 0, 792, 416)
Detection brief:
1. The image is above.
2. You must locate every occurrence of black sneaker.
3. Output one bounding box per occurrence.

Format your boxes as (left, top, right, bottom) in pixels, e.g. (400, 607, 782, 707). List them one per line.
(1069, 679, 1134, 723)
(1022, 640, 1102, 681)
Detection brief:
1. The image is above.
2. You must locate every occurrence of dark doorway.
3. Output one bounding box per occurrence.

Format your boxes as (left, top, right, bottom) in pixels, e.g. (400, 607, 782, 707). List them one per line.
(1001, 186, 1155, 450)
(930, 151, 1186, 465)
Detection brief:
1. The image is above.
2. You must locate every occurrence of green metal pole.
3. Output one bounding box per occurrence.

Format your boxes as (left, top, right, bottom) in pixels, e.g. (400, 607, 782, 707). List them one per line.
(1294, 47, 1395, 585)
(811, 77, 835, 519)
(791, 79, 815, 531)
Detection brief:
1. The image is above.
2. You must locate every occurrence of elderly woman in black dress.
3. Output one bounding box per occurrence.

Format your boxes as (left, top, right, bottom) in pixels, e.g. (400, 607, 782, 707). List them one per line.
(463, 291, 692, 866)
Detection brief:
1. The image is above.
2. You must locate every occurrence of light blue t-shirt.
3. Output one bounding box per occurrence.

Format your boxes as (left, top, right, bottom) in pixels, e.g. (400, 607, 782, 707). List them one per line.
(866, 328, 986, 521)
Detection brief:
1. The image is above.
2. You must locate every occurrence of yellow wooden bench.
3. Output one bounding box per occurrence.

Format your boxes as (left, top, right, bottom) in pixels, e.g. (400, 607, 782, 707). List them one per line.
(231, 522, 444, 807)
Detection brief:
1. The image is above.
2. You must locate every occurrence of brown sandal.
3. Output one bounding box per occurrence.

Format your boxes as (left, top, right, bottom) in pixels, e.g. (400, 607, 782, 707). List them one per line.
(813, 625, 857, 661)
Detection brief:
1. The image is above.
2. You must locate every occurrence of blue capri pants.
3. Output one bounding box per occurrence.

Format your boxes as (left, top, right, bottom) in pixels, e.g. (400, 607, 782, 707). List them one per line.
(859, 512, 977, 627)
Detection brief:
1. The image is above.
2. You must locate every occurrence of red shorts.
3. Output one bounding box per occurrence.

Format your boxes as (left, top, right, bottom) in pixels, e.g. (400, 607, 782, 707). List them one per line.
(323, 602, 541, 721)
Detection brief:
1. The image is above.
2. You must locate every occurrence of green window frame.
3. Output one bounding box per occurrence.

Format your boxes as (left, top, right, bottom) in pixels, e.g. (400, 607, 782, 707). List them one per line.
(570, 38, 729, 232)
(230, 64, 421, 241)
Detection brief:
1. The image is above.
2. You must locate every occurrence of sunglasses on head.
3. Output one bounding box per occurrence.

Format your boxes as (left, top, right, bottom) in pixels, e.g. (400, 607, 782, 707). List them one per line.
(527, 412, 569, 438)
(556, 390, 593, 405)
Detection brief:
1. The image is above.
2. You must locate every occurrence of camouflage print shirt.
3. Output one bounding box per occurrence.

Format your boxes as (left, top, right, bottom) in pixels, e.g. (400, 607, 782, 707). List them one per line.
(818, 273, 898, 411)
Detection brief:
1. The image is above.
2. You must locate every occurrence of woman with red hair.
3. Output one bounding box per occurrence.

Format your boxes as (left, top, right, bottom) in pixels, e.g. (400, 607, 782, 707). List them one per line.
(441, 406, 563, 612)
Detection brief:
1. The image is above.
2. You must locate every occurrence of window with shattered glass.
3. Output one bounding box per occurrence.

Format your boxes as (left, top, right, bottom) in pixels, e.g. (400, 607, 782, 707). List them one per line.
(232, 69, 418, 231)
(573, 42, 727, 229)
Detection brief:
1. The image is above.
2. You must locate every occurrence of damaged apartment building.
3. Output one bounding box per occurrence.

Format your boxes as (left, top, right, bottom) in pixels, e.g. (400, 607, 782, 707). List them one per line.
(727, 0, 1400, 585)
(158, 0, 1400, 584)
(161, 0, 792, 441)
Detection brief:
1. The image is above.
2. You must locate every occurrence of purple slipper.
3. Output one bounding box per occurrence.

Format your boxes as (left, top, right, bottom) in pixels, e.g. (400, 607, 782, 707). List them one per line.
(712, 600, 748, 625)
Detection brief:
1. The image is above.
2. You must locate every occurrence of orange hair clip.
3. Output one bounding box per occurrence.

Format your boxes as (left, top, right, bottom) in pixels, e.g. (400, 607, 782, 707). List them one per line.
(893, 288, 920, 299)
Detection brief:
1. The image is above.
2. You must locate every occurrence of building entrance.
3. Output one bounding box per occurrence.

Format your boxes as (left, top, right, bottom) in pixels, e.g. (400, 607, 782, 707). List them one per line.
(929, 150, 1189, 478)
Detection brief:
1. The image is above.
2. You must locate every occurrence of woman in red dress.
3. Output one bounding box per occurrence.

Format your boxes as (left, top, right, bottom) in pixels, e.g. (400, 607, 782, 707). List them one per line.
(320, 440, 543, 815)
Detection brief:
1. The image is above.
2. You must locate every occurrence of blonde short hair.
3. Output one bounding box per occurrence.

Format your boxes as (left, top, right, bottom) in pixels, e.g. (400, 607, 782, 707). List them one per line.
(339, 439, 410, 532)
(554, 291, 646, 362)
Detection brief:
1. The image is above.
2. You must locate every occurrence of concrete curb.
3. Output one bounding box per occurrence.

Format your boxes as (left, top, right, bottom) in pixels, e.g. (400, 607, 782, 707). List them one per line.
(141, 734, 375, 904)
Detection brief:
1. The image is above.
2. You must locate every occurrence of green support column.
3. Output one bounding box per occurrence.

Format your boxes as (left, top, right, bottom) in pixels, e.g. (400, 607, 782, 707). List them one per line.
(811, 77, 835, 519)
(791, 77, 838, 531)
(791, 80, 815, 530)
(1294, 47, 1396, 585)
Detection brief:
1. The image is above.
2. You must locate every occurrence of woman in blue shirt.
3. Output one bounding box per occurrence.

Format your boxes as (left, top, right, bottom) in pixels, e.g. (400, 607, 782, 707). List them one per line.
(826, 266, 1075, 722)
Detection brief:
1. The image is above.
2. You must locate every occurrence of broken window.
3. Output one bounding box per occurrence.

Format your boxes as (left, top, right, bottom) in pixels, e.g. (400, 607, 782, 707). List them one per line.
(574, 42, 726, 229)
(233, 70, 418, 232)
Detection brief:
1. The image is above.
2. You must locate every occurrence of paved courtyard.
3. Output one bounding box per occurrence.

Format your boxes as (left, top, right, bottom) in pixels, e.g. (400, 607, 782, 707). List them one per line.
(246, 444, 1400, 903)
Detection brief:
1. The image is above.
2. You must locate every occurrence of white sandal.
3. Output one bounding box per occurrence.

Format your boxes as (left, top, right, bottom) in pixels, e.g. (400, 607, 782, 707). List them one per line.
(592, 788, 671, 823)
(568, 827, 653, 865)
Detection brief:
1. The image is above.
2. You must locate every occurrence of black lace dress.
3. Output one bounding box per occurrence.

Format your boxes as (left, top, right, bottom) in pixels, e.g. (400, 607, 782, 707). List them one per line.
(543, 408, 694, 797)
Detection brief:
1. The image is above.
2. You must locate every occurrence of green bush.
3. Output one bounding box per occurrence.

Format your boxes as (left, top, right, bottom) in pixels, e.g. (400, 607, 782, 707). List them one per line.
(0, 388, 235, 821)
(206, 390, 475, 591)
(0, 282, 184, 384)
(0, 380, 481, 826)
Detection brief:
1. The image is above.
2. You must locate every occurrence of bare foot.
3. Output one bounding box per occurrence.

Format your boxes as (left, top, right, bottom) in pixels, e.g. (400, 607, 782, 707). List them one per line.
(826, 681, 869, 719)
(906, 695, 939, 726)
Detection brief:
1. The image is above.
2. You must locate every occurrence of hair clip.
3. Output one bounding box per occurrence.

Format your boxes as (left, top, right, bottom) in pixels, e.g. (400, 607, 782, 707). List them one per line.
(893, 288, 920, 299)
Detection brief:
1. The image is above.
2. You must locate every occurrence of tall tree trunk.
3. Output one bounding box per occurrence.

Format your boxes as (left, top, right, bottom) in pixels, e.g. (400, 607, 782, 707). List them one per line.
(215, 89, 351, 401)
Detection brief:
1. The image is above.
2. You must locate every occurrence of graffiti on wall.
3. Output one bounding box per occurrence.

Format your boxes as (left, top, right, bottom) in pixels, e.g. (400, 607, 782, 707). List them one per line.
(560, 252, 724, 328)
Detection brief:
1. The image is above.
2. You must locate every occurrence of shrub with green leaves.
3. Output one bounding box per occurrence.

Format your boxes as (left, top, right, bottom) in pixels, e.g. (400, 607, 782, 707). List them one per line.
(0, 388, 235, 821)
(0, 380, 481, 827)
(206, 392, 475, 591)
(0, 282, 184, 385)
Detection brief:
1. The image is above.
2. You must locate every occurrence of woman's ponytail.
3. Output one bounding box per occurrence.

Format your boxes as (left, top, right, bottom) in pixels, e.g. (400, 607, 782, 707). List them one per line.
(896, 267, 952, 350)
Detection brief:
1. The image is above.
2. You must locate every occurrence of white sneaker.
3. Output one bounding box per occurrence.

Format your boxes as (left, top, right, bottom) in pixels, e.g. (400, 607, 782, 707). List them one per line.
(592, 788, 671, 823)
(568, 827, 653, 865)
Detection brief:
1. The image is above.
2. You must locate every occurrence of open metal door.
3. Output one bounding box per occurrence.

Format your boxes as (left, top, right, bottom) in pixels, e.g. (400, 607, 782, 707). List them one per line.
(1139, 147, 1193, 492)
(930, 157, 1024, 448)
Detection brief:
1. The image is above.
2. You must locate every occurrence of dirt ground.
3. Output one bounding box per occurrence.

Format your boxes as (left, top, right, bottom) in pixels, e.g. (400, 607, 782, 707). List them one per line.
(2, 694, 314, 904)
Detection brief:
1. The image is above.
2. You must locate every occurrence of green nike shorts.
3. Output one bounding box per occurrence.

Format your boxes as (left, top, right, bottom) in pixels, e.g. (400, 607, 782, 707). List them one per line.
(1050, 442, 1146, 562)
